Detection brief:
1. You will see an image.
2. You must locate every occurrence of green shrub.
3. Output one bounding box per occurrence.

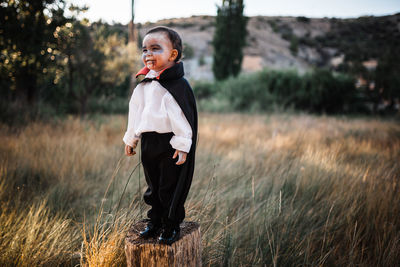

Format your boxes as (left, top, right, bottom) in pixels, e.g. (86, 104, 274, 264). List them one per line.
(290, 36, 299, 55)
(87, 96, 129, 114)
(198, 55, 206, 66)
(183, 43, 194, 59)
(218, 72, 278, 112)
(296, 69, 364, 113)
(192, 81, 216, 100)
(195, 68, 367, 114)
(268, 20, 279, 33)
(296, 16, 310, 23)
(259, 69, 302, 106)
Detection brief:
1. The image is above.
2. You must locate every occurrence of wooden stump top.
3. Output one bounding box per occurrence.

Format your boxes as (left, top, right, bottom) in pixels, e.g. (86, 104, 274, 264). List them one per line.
(125, 220, 202, 267)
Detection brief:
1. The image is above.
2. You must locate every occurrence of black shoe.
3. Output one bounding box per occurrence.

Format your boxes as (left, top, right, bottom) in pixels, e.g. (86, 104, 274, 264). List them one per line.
(158, 227, 180, 245)
(139, 221, 161, 238)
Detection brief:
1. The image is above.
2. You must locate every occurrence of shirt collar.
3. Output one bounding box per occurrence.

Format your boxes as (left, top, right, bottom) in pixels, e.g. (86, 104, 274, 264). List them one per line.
(145, 69, 160, 79)
(135, 66, 169, 80)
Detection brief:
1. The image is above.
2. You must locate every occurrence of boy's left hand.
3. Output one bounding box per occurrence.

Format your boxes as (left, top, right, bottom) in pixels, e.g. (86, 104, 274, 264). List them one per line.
(173, 150, 187, 165)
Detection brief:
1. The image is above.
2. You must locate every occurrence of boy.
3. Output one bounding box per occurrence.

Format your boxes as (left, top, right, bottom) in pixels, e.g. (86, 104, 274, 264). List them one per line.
(123, 26, 198, 245)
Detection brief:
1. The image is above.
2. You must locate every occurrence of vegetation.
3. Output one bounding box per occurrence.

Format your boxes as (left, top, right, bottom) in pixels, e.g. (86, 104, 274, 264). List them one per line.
(266, 19, 299, 56)
(193, 68, 368, 114)
(296, 16, 310, 23)
(318, 15, 400, 62)
(183, 42, 195, 59)
(0, 0, 69, 104)
(1, 2, 398, 120)
(375, 48, 400, 111)
(198, 55, 206, 66)
(263, 14, 400, 112)
(289, 35, 299, 56)
(0, 113, 399, 266)
(0, 0, 140, 121)
(310, 14, 400, 110)
(212, 0, 248, 80)
(267, 19, 279, 33)
(1, 3, 399, 265)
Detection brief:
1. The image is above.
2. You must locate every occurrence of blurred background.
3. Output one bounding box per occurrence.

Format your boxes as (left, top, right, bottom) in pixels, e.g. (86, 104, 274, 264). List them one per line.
(1, 0, 399, 123)
(1, 1, 400, 266)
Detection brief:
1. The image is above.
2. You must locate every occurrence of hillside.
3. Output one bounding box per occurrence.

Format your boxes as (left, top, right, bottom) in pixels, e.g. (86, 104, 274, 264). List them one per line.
(130, 13, 400, 81)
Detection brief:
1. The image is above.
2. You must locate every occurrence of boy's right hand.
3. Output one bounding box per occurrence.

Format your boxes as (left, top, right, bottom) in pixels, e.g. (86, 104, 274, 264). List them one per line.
(125, 145, 136, 156)
(125, 139, 139, 156)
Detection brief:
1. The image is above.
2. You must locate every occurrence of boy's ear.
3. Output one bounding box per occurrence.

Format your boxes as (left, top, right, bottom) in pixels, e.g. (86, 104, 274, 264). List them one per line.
(169, 49, 178, 61)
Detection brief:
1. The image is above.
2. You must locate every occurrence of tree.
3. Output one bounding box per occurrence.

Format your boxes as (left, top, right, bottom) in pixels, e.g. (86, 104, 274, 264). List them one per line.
(212, 0, 247, 80)
(0, 0, 68, 104)
(54, 18, 140, 117)
(375, 48, 400, 113)
(128, 0, 137, 44)
(94, 23, 141, 97)
(55, 19, 107, 117)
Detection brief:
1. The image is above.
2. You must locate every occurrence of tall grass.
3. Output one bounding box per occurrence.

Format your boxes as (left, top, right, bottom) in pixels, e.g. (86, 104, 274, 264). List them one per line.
(0, 113, 399, 266)
(0, 177, 80, 266)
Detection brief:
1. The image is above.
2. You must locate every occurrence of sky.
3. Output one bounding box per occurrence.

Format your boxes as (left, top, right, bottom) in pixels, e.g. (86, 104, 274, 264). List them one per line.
(67, 0, 400, 24)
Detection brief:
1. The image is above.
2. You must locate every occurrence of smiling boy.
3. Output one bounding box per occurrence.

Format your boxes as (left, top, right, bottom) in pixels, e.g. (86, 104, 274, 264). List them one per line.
(123, 27, 198, 245)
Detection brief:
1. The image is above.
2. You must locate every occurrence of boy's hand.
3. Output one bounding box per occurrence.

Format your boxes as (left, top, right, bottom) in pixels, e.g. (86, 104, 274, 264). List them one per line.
(125, 139, 139, 156)
(173, 150, 187, 165)
(125, 144, 136, 156)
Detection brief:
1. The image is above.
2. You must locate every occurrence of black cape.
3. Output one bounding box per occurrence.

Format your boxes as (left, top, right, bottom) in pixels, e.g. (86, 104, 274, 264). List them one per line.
(136, 62, 198, 221)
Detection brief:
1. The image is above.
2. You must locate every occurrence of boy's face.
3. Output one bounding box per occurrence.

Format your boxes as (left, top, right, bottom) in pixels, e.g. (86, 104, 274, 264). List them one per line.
(142, 32, 178, 72)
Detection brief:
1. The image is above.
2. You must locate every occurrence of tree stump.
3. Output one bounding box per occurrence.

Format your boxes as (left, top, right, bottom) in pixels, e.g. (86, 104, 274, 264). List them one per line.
(125, 221, 202, 267)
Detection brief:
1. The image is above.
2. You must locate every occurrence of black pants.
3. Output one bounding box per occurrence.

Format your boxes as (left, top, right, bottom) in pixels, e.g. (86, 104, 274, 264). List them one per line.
(141, 131, 184, 228)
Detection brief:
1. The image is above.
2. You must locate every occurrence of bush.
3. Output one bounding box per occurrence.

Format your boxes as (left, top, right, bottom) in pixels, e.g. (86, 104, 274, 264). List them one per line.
(296, 16, 310, 23)
(258, 69, 302, 107)
(183, 43, 194, 59)
(87, 96, 129, 114)
(0, 99, 65, 126)
(268, 20, 279, 33)
(217, 72, 278, 112)
(296, 69, 365, 113)
(192, 81, 216, 100)
(195, 68, 367, 114)
(290, 36, 299, 55)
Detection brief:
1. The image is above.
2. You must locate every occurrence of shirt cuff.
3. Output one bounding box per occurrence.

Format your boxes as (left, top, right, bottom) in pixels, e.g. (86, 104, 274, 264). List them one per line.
(170, 135, 192, 153)
(123, 131, 140, 147)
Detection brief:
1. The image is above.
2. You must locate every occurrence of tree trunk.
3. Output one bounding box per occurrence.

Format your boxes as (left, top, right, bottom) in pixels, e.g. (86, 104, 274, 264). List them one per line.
(15, 66, 37, 105)
(125, 221, 202, 267)
(128, 20, 137, 44)
(79, 95, 87, 119)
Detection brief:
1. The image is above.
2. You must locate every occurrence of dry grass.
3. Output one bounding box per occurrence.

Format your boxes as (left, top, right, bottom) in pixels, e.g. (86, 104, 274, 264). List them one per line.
(193, 113, 400, 266)
(0, 177, 80, 266)
(0, 112, 399, 266)
(80, 213, 130, 267)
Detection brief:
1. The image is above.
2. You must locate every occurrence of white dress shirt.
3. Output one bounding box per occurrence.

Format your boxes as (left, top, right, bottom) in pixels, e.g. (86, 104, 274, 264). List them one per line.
(123, 70, 193, 153)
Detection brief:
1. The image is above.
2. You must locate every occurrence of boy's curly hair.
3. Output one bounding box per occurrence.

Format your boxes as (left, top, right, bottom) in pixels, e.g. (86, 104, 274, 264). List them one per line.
(145, 26, 183, 62)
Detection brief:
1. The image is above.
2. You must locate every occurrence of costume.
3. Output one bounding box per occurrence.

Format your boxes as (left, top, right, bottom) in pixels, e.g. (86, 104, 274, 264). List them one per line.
(124, 62, 198, 228)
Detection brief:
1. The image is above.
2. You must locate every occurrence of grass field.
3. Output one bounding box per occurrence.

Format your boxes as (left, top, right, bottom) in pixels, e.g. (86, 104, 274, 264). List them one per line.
(0, 112, 399, 266)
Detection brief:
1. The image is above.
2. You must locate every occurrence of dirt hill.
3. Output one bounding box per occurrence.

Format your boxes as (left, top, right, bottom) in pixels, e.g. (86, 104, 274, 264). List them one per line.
(132, 13, 400, 81)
